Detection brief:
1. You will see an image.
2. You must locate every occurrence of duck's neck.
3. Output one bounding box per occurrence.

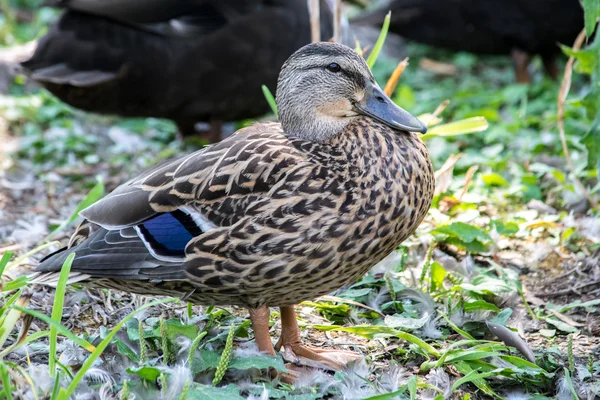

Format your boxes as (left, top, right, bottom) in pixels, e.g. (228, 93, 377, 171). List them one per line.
(296, 117, 421, 177)
(281, 110, 355, 143)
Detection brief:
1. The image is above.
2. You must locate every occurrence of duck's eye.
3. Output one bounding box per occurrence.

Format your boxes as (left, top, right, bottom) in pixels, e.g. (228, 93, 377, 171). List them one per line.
(326, 63, 342, 73)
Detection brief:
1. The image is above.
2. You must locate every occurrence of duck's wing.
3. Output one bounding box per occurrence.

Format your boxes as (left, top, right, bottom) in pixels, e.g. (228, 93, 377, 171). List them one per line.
(42, 0, 267, 37)
(35, 124, 305, 280)
(20, 11, 132, 87)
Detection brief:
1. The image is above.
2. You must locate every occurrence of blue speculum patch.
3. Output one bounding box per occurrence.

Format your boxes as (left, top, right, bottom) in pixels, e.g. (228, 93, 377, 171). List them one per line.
(138, 211, 203, 257)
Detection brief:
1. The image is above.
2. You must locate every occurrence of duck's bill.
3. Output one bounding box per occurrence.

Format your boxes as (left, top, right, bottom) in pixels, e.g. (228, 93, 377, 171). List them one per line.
(355, 83, 427, 134)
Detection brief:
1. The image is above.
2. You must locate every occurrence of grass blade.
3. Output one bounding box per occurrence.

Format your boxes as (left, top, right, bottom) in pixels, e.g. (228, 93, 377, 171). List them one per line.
(12, 306, 95, 353)
(4, 242, 62, 273)
(57, 297, 178, 400)
(0, 360, 13, 400)
(366, 11, 390, 68)
(46, 177, 104, 240)
(383, 58, 409, 97)
(0, 330, 49, 358)
(0, 293, 30, 352)
(261, 85, 278, 118)
(314, 324, 440, 357)
(49, 253, 75, 376)
(422, 117, 489, 139)
(0, 251, 12, 277)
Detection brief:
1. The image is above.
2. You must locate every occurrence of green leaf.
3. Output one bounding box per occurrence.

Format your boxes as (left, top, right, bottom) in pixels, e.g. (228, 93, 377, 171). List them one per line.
(338, 288, 373, 299)
(561, 45, 597, 75)
(440, 313, 475, 340)
(407, 376, 417, 400)
(453, 361, 500, 398)
(481, 173, 508, 187)
(542, 317, 578, 333)
(261, 85, 278, 118)
(126, 366, 162, 382)
(581, 121, 600, 171)
(423, 117, 488, 139)
(489, 309, 513, 326)
(432, 222, 491, 244)
(229, 355, 288, 372)
(490, 220, 519, 236)
(583, 0, 599, 38)
(432, 222, 491, 253)
(464, 301, 501, 313)
(187, 384, 244, 400)
(158, 318, 199, 340)
(384, 313, 429, 330)
(191, 350, 221, 373)
(361, 389, 407, 400)
(430, 261, 447, 292)
(451, 368, 507, 392)
(47, 177, 104, 239)
(366, 11, 390, 68)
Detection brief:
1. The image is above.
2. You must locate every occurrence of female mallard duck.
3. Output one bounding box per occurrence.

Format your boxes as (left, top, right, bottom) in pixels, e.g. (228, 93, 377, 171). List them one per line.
(20, 0, 333, 141)
(35, 42, 433, 373)
(353, 0, 583, 82)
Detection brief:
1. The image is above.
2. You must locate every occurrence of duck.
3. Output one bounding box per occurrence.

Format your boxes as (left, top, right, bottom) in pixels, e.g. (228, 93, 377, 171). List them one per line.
(20, 0, 333, 142)
(34, 42, 434, 375)
(352, 0, 584, 82)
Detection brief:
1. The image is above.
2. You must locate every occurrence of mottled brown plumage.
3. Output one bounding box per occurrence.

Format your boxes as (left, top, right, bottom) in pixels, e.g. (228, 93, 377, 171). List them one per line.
(35, 42, 433, 373)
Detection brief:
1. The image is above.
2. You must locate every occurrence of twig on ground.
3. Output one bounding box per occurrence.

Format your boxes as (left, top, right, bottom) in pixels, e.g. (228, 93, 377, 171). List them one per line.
(308, 0, 320, 43)
(333, 0, 342, 43)
(536, 279, 600, 297)
(557, 28, 599, 210)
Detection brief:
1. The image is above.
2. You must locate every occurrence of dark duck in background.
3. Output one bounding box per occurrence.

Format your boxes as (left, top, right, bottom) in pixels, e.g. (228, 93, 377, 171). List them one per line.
(20, 0, 333, 142)
(352, 0, 584, 82)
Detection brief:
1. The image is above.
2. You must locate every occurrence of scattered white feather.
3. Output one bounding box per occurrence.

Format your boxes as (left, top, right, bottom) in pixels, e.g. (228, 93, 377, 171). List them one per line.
(232, 341, 264, 358)
(164, 364, 192, 400)
(557, 375, 575, 400)
(371, 251, 404, 275)
(246, 385, 270, 400)
(294, 367, 338, 395)
(420, 319, 443, 339)
(8, 215, 48, 246)
(423, 368, 451, 399)
(175, 335, 192, 356)
(83, 367, 114, 385)
(378, 364, 410, 392)
(503, 391, 531, 400)
(449, 309, 465, 327)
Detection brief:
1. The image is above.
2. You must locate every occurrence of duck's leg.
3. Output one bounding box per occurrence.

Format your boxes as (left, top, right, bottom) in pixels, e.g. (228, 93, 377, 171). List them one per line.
(276, 305, 363, 371)
(511, 48, 531, 83)
(542, 53, 559, 80)
(249, 306, 277, 356)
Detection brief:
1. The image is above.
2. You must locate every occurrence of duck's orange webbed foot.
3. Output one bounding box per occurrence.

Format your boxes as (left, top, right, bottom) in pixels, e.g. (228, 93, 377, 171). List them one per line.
(276, 305, 363, 372)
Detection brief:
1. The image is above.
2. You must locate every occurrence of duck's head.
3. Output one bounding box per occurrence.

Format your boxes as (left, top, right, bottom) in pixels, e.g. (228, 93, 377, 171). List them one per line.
(276, 42, 427, 142)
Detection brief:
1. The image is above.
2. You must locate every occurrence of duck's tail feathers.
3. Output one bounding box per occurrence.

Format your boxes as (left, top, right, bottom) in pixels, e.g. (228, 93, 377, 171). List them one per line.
(29, 271, 91, 287)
